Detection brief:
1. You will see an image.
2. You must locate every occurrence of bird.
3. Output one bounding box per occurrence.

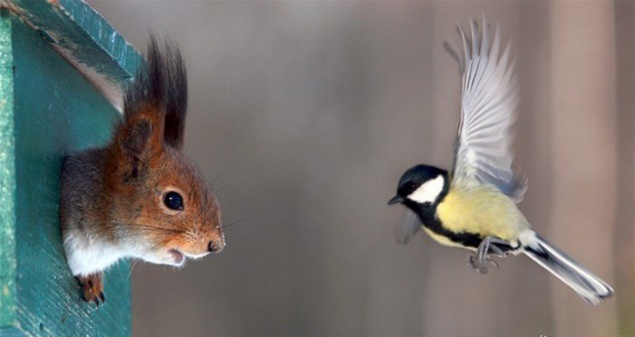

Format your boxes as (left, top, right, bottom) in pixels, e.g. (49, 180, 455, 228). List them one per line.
(387, 18, 614, 305)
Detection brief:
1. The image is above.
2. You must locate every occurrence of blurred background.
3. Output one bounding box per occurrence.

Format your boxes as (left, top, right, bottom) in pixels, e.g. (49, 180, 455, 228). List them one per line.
(85, 1, 634, 336)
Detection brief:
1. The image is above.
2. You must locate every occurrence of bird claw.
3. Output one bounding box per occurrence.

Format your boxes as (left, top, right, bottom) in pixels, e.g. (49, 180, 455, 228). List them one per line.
(468, 236, 510, 273)
(468, 254, 498, 273)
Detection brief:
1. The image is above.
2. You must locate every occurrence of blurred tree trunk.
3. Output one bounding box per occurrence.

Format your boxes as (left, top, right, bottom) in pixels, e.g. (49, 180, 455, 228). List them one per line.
(548, 2, 618, 335)
(614, 1, 635, 335)
(514, 0, 557, 333)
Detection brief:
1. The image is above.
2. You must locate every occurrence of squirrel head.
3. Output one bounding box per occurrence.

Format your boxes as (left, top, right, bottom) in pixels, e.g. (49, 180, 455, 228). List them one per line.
(104, 38, 224, 267)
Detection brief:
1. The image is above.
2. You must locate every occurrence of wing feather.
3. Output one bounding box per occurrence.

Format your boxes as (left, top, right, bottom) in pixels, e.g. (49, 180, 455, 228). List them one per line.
(393, 209, 421, 245)
(450, 18, 527, 203)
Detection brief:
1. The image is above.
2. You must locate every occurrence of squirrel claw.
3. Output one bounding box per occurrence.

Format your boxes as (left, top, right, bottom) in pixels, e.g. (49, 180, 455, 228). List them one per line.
(76, 273, 105, 306)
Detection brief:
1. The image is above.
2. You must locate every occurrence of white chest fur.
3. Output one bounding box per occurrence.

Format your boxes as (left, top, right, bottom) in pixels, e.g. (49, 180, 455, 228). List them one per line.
(62, 228, 127, 277)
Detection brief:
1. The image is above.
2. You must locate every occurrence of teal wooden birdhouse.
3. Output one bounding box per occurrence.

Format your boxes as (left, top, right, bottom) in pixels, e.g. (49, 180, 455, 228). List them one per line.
(0, 0, 140, 335)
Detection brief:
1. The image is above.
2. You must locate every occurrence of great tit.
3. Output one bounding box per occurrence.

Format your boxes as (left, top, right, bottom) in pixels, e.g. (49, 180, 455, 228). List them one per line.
(388, 18, 614, 305)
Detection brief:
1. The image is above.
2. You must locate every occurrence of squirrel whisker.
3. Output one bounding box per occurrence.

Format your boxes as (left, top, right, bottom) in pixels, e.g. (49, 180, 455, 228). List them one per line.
(221, 215, 251, 230)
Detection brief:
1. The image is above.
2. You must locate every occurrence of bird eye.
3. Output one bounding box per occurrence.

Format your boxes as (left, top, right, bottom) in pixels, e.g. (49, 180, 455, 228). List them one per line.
(163, 191, 184, 211)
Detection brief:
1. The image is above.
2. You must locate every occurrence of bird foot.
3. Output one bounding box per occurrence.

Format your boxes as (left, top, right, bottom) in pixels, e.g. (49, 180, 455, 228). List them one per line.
(468, 254, 499, 273)
(467, 236, 509, 273)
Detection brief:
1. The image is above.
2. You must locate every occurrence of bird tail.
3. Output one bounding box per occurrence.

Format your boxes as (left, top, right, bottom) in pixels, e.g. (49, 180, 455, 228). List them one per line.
(521, 232, 614, 305)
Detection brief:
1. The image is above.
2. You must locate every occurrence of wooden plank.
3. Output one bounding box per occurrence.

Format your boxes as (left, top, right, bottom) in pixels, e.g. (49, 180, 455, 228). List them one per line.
(0, 8, 17, 331)
(0, 0, 142, 335)
(3, 0, 140, 110)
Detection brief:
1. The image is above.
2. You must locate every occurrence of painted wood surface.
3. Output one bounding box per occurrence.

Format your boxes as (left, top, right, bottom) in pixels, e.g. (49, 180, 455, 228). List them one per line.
(0, 0, 141, 335)
(5, 0, 139, 91)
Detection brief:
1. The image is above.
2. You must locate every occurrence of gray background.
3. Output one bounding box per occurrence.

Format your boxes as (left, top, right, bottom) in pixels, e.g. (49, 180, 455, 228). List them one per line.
(86, 1, 634, 336)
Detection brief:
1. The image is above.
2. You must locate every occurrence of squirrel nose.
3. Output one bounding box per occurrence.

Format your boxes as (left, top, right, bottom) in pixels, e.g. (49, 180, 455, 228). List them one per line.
(208, 238, 225, 254)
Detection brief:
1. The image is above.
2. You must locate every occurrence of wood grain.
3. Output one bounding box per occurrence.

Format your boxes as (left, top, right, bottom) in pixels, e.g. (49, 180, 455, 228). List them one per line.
(0, 0, 141, 335)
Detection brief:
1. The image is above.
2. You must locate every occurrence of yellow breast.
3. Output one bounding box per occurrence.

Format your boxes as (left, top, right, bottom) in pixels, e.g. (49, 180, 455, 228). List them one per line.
(435, 184, 528, 243)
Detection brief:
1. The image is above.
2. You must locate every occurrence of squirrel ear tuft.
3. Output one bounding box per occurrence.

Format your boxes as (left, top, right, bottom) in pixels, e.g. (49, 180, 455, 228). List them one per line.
(162, 42, 187, 150)
(122, 118, 153, 158)
(124, 37, 188, 151)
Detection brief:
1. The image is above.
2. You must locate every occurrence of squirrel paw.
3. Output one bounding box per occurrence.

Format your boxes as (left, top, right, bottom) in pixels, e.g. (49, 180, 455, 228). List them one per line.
(76, 273, 105, 306)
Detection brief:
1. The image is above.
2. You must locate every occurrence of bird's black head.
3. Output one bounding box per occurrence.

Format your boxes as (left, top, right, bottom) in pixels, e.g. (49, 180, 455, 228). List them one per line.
(388, 164, 449, 206)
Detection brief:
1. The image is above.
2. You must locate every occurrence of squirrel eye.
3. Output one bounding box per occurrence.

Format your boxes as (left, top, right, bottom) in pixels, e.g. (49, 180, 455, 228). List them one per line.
(163, 191, 184, 211)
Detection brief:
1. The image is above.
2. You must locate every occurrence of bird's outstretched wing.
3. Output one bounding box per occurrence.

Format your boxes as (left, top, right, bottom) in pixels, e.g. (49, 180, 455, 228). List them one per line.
(450, 18, 527, 203)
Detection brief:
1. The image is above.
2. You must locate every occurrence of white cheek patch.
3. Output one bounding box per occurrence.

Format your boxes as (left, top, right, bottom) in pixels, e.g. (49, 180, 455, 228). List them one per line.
(407, 175, 445, 204)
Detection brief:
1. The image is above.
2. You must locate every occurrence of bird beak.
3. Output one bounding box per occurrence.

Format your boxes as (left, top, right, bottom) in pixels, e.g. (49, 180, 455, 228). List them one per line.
(387, 195, 404, 205)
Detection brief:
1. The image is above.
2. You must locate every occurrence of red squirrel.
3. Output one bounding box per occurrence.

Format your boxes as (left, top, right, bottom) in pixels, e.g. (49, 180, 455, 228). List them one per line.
(60, 39, 225, 305)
